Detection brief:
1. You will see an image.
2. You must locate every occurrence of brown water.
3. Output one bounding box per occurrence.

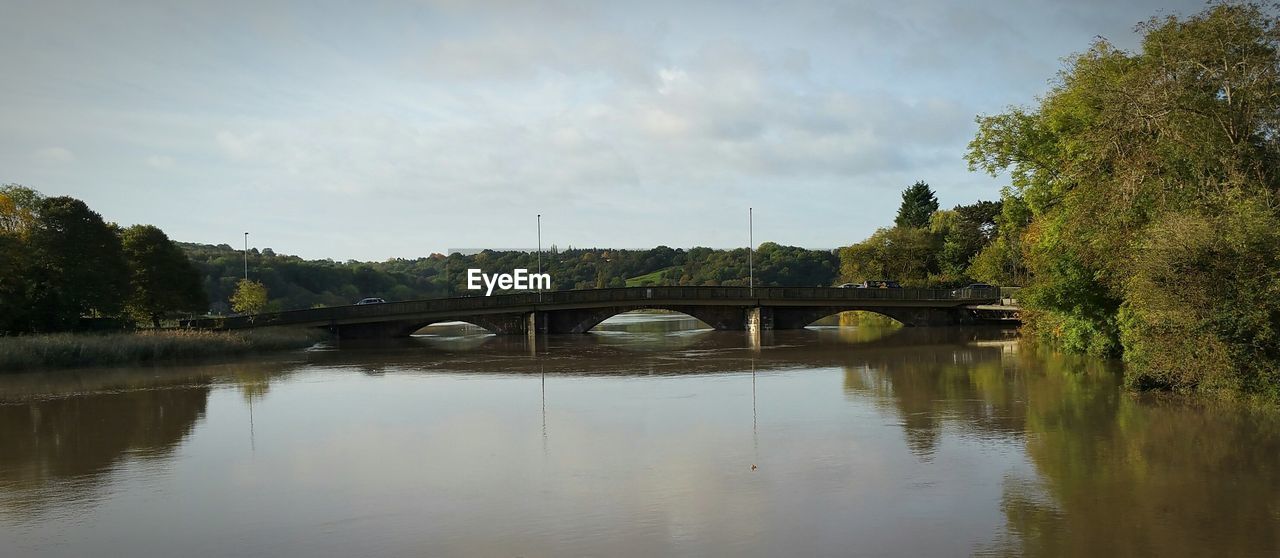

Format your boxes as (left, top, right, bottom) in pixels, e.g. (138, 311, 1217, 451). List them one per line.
(2, 314, 1278, 557)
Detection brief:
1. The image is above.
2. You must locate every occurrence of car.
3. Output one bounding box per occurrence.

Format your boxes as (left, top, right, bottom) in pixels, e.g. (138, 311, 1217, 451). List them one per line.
(856, 280, 902, 289)
(355, 297, 387, 305)
(836, 283, 857, 288)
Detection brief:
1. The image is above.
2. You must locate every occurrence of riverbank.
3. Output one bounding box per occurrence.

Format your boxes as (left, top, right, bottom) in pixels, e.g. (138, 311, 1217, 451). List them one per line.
(0, 328, 327, 372)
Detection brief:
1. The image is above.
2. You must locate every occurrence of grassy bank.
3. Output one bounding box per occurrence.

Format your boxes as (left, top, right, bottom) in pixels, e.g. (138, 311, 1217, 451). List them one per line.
(0, 328, 326, 372)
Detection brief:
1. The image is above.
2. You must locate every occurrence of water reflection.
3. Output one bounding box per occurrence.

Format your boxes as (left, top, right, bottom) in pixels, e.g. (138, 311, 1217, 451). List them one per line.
(0, 319, 1277, 556)
(987, 348, 1280, 556)
(0, 360, 298, 520)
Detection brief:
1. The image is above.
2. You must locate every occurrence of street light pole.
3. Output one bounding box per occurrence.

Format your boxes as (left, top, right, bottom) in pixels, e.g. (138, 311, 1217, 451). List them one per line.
(243, 232, 249, 281)
(748, 208, 754, 297)
(537, 214, 542, 300)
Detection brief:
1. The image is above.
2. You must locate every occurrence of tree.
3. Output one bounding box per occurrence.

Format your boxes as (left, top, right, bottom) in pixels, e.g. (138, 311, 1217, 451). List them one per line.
(967, 194, 1032, 286)
(839, 227, 938, 286)
(937, 200, 1002, 280)
(966, 3, 1280, 393)
(894, 181, 939, 229)
(230, 279, 268, 315)
(122, 225, 207, 327)
(0, 184, 43, 235)
(0, 233, 27, 334)
(0, 185, 42, 333)
(26, 196, 129, 331)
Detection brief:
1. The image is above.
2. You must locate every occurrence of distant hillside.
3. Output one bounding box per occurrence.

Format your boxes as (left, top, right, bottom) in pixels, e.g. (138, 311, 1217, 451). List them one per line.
(180, 242, 839, 314)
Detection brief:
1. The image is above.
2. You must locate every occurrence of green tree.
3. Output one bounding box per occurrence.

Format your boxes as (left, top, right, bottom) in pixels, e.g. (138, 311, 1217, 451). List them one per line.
(894, 181, 939, 229)
(839, 226, 938, 286)
(967, 193, 1032, 286)
(967, 2, 1280, 392)
(936, 200, 1001, 280)
(230, 279, 269, 315)
(121, 225, 207, 327)
(0, 184, 43, 235)
(26, 196, 129, 331)
(0, 233, 27, 333)
(0, 185, 43, 333)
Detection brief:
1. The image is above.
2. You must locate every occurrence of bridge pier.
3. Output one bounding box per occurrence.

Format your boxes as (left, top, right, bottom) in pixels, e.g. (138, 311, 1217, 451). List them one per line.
(527, 311, 548, 335)
(747, 307, 773, 331)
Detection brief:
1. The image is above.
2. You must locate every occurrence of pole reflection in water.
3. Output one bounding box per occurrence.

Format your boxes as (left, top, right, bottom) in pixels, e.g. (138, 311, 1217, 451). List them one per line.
(751, 356, 758, 471)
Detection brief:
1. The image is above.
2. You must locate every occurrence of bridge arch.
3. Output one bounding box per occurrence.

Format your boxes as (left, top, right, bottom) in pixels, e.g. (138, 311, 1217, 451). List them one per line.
(408, 319, 502, 336)
(769, 306, 968, 329)
(544, 304, 751, 334)
(589, 309, 713, 330)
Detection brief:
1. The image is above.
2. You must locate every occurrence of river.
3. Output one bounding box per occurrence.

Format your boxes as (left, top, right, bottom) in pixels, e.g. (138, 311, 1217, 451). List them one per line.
(2, 313, 1278, 556)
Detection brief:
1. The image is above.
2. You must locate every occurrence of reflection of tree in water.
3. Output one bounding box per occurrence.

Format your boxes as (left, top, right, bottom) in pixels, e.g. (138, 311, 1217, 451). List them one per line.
(0, 361, 295, 519)
(849, 340, 1280, 556)
(842, 341, 1027, 459)
(984, 347, 1280, 557)
(0, 379, 211, 517)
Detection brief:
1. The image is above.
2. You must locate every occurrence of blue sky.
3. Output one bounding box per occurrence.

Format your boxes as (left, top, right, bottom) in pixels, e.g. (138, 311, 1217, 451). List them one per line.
(1, 0, 1205, 260)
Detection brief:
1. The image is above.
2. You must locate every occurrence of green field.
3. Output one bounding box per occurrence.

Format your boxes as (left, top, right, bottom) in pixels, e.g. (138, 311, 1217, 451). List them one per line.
(625, 267, 673, 287)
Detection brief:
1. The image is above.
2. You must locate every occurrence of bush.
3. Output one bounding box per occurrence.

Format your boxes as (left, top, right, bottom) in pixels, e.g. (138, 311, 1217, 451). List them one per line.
(0, 328, 325, 372)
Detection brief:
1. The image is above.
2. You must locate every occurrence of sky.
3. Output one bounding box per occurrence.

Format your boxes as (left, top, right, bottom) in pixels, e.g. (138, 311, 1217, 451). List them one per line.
(1, 0, 1207, 261)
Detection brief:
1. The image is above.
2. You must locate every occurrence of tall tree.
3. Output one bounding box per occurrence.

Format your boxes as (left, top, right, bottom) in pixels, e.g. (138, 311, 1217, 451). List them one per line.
(122, 225, 207, 327)
(26, 196, 129, 331)
(894, 181, 939, 228)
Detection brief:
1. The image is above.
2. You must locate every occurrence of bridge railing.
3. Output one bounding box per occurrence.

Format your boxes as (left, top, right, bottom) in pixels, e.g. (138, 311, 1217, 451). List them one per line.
(182, 285, 1001, 330)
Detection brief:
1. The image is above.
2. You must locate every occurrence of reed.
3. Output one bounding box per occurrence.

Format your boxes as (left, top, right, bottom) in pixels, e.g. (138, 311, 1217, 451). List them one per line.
(0, 328, 326, 372)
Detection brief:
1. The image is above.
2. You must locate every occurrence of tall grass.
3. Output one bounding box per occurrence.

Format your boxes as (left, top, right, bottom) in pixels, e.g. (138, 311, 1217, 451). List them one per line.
(0, 328, 326, 372)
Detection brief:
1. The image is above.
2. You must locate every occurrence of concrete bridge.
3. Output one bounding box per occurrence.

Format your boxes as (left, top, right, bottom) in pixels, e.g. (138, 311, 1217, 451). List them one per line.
(182, 286, 1014, 339)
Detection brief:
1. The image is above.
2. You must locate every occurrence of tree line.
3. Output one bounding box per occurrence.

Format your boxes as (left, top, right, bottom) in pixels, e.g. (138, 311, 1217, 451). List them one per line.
(182, 241, 841, 314)
(0, 185, 206, 333)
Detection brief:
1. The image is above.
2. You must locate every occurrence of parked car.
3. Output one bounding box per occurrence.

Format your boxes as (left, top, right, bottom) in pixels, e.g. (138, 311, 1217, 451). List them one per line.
(856, 280, 902, 289)
(355, 297, 387, 305)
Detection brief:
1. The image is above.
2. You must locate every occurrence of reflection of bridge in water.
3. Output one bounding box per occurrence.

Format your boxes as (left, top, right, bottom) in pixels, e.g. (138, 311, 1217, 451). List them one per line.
(183, 285, 1016, 339)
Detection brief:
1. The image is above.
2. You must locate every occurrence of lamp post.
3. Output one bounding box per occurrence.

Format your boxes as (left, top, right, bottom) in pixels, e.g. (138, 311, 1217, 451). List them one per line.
(537, 214, 542, 300)
(243, 232, 249, 281)
(748, 208, 754, 297)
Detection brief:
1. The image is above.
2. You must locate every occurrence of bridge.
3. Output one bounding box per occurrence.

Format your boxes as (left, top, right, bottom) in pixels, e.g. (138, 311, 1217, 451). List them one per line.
(182, 285, 1017, 339)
